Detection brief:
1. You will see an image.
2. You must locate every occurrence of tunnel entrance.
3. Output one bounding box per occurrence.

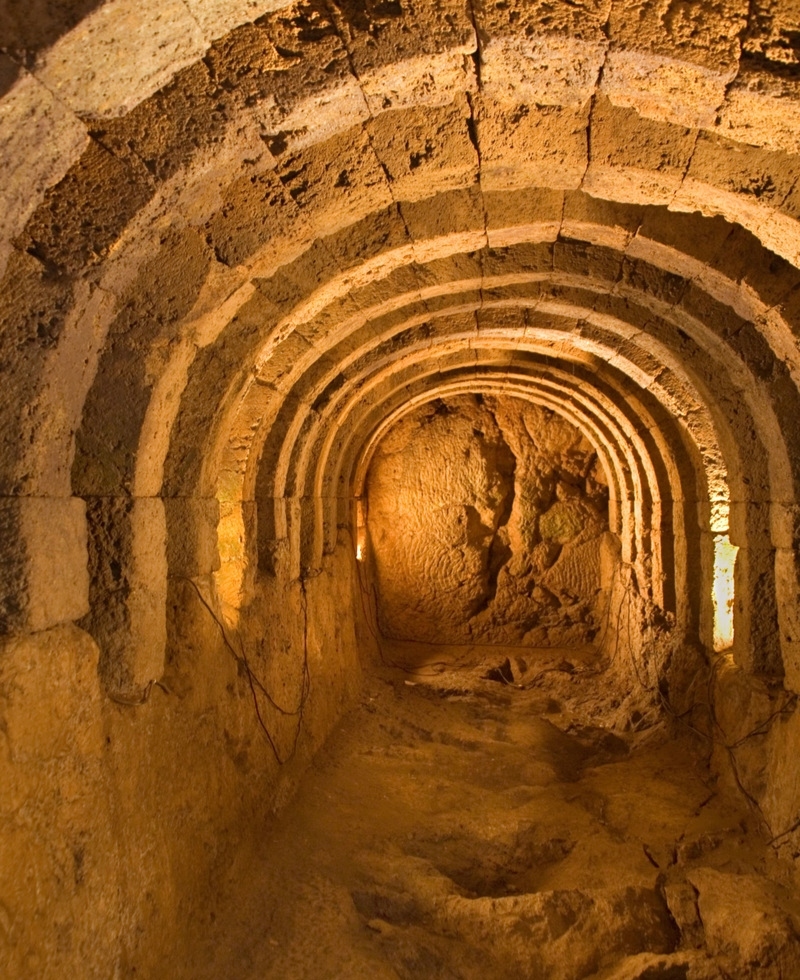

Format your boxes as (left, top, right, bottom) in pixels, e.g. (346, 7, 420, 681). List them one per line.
(363, 393, 611, 649)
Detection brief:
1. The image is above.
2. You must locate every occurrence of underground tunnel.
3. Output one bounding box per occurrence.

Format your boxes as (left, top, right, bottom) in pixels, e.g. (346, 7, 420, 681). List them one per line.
(4, 0, 800, 976)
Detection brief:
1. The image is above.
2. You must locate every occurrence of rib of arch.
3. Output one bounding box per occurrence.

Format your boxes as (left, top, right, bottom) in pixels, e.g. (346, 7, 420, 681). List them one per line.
(52, 198, 800, 689)
(6, 2, 800, 697)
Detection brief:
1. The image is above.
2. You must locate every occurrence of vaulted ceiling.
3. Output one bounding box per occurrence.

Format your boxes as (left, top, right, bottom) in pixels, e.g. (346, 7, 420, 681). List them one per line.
(3, 0, 800, 689)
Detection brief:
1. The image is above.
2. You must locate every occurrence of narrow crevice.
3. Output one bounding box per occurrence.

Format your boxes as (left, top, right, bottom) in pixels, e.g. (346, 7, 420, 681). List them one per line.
(668, 124, 703, 213)
(581, 16, 611, 196)
(464, 0, 483, 91)
(470, 413, 516, 618)
(318, 3, 423, 298)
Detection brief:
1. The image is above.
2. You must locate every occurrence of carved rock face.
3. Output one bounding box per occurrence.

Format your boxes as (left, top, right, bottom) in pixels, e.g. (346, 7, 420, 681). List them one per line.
(367, 393, 609, 645)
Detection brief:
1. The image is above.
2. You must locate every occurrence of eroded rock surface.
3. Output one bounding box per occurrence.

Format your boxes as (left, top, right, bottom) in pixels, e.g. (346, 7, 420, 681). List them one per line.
(366, 394, 609, 646)
(183, 644, 800, 980)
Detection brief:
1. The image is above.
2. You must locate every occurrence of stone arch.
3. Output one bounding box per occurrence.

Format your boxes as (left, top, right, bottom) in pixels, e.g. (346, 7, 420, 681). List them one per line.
(7, 4, 800, 971)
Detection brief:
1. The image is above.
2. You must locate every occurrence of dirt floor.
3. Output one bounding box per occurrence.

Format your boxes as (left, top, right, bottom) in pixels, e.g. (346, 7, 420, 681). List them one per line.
(183, 642, 800, 980)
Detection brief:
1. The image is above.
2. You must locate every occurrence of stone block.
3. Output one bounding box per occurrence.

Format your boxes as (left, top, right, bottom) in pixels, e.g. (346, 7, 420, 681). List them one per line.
(600, 531, 622, 590)
(359, 298, 427, 343)
(92, 60, 229, 184)
(19, 137, 154, 275)
(682, 133, 800, 217)
(477, 0, 608, 45)
(33, 0, 207, 118)
(724, 232, 800, 311)
(636, 208, 733, 273)
(485, 240, 555, 278)
(348, 262, 421, 312)
(331, 0, 474, 79)
(603, 0, 745, 126)
(719, 70, 800, 156)
(243, 6, 371, 152)
(554, 239, 623, 283)
(0, 249, 76, 495)
(602, 48, 734, 132)
(367, 98, 477, 203)
(253, 331, 313, 389)
(485, 31, 604, 106)
(775, 547, 800, 692)
(0, 623, 101, 761)
(184, 0, 292, 42)
(742, 0, 800, 73)
(764, 708, 800, 842)
(165, 498, 221, 578)
(323, 205, 411, 274)
(359, 47, 473, 116)
(82, 497, 167, 695)
(276, 236, 341, 302)
(399, 186, 484, 246)
(0, 65, 88, 274)
(733, 543, 782, 677)
(0, 497, 90, 635)
(475, 0, 607, 105)
(471, 306, 522, 339)
(204, 168, 306, 268)
(583, 96, 696, 206)
(619, 253, 688, 307)
(201, 20, 286, 114)
(677, 282, 752, 353)
(293, 297, 361, 353)
(591, 290, 654, 333)
(484, 187, 564, 247)
(273, 125, 392, 238)
(769, 503, 800, 551)
(477, 99, 590, 192)
(561, 191, 644, 249)
(413, 247, 484, 288)
(777, 174, 800, 225)
(613, 0, 746, 72)
(272, 82, 370, 162)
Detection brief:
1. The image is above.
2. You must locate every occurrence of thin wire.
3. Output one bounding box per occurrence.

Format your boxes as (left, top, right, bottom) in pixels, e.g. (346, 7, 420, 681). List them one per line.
(181, 576, 310, 765)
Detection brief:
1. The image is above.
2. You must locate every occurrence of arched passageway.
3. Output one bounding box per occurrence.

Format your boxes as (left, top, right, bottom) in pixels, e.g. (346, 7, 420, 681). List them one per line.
(4, 1, 800, 976)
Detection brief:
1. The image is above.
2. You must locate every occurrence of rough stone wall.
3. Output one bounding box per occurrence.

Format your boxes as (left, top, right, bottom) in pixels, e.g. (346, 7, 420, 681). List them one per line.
(366, 394, 609, 646)
(0, 542, 367, 979)
(5, 0, 800, 970)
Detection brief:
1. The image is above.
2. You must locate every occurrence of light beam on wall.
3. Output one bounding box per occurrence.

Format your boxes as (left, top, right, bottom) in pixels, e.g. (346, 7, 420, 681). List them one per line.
(215, 485, 246, 626)
(712, 533, 737, 651)
(356, 499, 366, 561)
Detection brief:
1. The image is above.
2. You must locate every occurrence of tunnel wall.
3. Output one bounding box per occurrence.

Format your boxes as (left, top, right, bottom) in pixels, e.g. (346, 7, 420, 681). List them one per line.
(4, 0, 800, 973)
(0, 542, 370, 977)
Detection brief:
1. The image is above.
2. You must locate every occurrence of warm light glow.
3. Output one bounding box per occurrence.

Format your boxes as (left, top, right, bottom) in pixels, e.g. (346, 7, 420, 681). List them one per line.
(712, 533, 737, 651)
(356, 498, 366, 561)
(214, 501, 246, 626)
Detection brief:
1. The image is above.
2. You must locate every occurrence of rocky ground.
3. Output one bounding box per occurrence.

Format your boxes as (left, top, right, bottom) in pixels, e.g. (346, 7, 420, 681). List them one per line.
(183, 642, 800, 980)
